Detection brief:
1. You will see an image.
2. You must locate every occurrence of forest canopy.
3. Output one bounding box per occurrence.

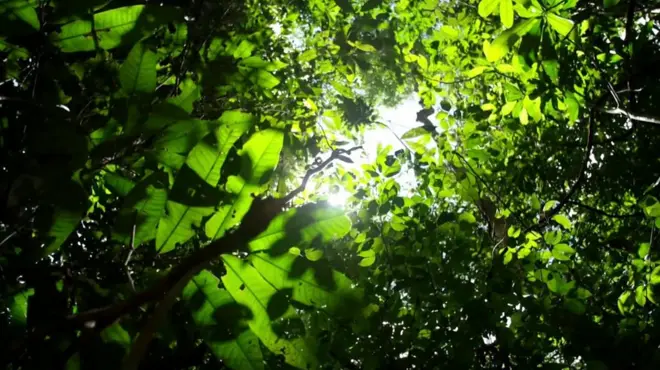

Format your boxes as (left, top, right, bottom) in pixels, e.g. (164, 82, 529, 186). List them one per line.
(1, 0, 660, 369)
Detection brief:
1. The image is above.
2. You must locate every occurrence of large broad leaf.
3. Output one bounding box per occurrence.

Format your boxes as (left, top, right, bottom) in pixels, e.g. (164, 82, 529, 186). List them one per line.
(156, 168, 219, 253)
(182, 270, 264, 370)
(484, 18, 540, 62)
(51, 5, 181, 52)
(113, 172, 168, 247)
(248, 204, 352, 253)
(250, 253, 362, 318)
(43, 184, 87, 255)
(221, 255, 317, 369)
(119, 42, 158, 95)
(186, 111, 254, 187)
(152, 120, 212, 170)
(0, 0, 39, 37)
(8, 288, 34, 329)
(205, 129, 284, 240)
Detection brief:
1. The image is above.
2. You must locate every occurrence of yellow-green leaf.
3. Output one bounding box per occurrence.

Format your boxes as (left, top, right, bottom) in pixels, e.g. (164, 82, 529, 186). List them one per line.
(478, 0, 500, 18)
(500, 0, 514, 28)
(546, 13, 574, 37)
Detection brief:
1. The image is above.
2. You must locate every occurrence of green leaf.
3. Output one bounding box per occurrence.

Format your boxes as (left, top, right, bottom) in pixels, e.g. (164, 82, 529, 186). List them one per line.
(114, 172, 168, 247)
(101, 323, 131, 349)
(353, 41, 377, 52)
(483, 18, 540, 62)
(603, 0, 620, 7)
(552, 214, 572, 230)
(250, 253, 362, 317)
(500, 0, 514, 28)
(305, 248, 324, 261)
(9, 289, 34, 328)
(253, 70, 280, 90)
(651, 266, 660, 285)
(402, 126, 430, 139)
(552, 243, 575, 261)
(206, 129, 284, 240)
(248, 205, 351, 253)
(156, 200, 213, 253)
(635, 285, 647, 307)
(478, 0, 500, 18)
(0, 0, 39, 37)
(233, 39, 255, 59)
(638, 243, 650, 259)
(617, 291, 633, 314)
(152, 120, 211, 169)
(104, 173, 136, 197)
(51, 5, 181, 52)
(331, 81, 354, 99)
(543, 200, 558, 212)
(546, 13, 574, 37)
(221, 255, 317, 369)
(186, 111, 254, 187)
(297, 49, 318, 63)
(543, 230, 562, 245)
(519, 107, 529, 125)
(465, 66, 487, 78)
(119, 42, 157, 95)
(182, 270, 264, 370)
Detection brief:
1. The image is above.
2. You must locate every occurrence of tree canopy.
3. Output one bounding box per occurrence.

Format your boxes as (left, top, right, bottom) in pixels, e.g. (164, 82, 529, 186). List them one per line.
(2, 0, 660, 369)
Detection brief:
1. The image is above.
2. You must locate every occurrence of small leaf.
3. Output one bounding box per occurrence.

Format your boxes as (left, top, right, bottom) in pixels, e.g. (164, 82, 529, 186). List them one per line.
(465, 66, 487, 78)
(638, 243, 650, 259)
(478, 0, 500, 18)
(635, 285, 647, 307)
(546, 13, 574, 37)
(543, 200, 558, 212)
(360, 256, 376, 267)
(501, 101, 517, 116)
(297, 49, 318, 63)
(519, 107, 529, 125)
(552, 243, 575, 260)
(552, 214, 572, 230)
(543, 230, 562, 245)
(305, 248, 324, 261)
(254, 70, 280, 90)
(500, 0, 514, 28)
(507, 225, 521, 238)
(617, 291, 632, 314)
(402, 126, 430, 139)
(651, 266, 660, 285)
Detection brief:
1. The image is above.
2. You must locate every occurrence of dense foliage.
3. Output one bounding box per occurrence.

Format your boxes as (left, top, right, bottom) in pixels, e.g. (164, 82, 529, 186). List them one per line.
(2, 0, 660, 369)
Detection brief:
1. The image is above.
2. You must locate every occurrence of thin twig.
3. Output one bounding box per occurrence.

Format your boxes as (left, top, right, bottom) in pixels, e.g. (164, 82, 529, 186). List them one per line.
(599, 107, 660, 125)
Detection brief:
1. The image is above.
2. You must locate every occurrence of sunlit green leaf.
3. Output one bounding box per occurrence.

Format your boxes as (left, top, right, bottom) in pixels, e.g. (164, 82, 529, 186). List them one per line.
(500, 0, 513, 28)
(182, 270, 264, 370)
(221, 255, 317, 369)
(52, 5, 181, 52)
(206, 129, 284, 240)
(186, 111, 254, 187)
(119, 42, 157, 95)
(552, 214, 572, 230)
(546, 13, 574, 37)
(478, 0, 499, 18)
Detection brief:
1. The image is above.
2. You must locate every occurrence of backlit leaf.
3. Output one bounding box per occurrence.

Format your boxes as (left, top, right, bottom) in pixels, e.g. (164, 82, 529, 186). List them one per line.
(119, 42, 157, 95)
